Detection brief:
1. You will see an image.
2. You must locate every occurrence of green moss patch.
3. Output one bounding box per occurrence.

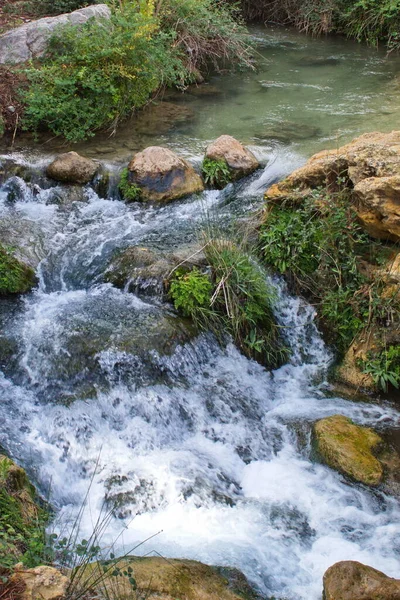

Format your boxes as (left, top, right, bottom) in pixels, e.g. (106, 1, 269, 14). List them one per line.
(0, 244, 36, 295)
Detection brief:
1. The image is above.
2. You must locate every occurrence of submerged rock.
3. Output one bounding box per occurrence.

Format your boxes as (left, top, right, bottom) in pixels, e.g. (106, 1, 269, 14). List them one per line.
(0, 4, 111, 65)
(314, 415, 383, 485)
(257, 121, 321, 143)
(46, 151, 98, 185)
(265, 130, 400, 241)
(78, 557, 260, 600)
(205, 135, 259, 181)
(11, 564, 68, 600)
(127, 146, 204, 202)
(323, 561, 400, 600)
(131, 102, 195, 136)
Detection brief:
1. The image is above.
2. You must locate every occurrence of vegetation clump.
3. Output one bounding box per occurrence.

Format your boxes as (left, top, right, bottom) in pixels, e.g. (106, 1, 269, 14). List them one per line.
(0, 244, 36, 295)
(260, 188, 399, 357)
(362, 345, 400, 392)
(21, 0, 252, 142)
(169, 231, 287, 368)
(202, 158, 231, 189)
(118, 168, 142, 202)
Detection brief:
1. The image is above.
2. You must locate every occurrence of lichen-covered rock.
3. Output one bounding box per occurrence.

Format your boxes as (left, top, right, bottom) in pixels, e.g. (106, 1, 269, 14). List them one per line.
(0, 5, 111, 65)
(314, 415, 383, 485)
(0, 244, 37, 294)
(205, 135, 259, 180)
(11, 565, 68, 600)
(127, 146, 204, 202)
(77, 557, 259, 600)
(46, 152, 98, 184)
(265, 130, 400, 241)
(323, 561, 400, 600)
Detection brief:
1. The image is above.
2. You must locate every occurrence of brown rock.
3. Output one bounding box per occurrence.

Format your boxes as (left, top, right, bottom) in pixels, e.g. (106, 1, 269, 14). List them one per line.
(323, 561, 400, 600)
(46, 152, 98, 184)
(127, 146, 204, 202)
(205, 135, 259, 180)
(11, 565, 68, 600)
(314, 415, 383, 485)
(265, 130, 400, 241)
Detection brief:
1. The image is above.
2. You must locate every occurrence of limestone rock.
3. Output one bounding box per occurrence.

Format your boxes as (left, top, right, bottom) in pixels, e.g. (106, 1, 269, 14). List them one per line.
(0, 5, 111, 64)
(314, 415, 383, 485)
(127, 146, 204, 202)
(323, 561, 400, 600)
(205, 135, 259, 180)
(265, 130, 400, 241)
(46, 152, 98, 184)
(12, 565, 68, 600)
(77, 556, 258, 600)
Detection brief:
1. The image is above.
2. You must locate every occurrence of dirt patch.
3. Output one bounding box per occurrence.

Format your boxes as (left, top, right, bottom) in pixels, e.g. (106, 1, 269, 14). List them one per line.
(0, 0, 38, 34)
(0, 66, 27, 134)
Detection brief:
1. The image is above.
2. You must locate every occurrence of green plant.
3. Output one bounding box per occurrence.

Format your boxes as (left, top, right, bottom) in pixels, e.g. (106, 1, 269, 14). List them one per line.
(259, 189, 390, 354)
(28, 0, 94, 16)
(169, 268, 213, 317)
(362, 344, 400, 392)
(202, 158, 231, 189)
(118, 168, 142, 202)
(0, 244, 36, 294)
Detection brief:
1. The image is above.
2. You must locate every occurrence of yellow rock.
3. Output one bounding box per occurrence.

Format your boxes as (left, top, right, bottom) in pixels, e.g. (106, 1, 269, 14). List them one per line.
(11, 565, 68, 600)
(314, 415, 383, 486)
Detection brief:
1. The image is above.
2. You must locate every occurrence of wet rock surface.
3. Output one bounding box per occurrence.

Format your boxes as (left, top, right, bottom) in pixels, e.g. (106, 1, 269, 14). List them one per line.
(205, 135, 259, 181)
(323, 561, 400, 600)
(46, 151, 98, 185)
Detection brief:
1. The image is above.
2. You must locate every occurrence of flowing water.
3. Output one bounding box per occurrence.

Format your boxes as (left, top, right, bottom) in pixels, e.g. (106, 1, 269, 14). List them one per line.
(1, 25, 400, 600)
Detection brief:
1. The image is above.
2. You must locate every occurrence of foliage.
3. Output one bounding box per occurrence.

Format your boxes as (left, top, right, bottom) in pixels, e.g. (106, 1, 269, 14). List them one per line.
(0, 244, 36, 295)
(169, 268, 213, 317)
(21, 0, 253, 141)
(169, 228, 287, 368)
(260, 189, 399, 355)
(362, 344, 400, 392)
(22, 5, 186, 142)
(202, 158, 231, 189)
(118, 168, 142, 202)
(28, 0, 94, 16)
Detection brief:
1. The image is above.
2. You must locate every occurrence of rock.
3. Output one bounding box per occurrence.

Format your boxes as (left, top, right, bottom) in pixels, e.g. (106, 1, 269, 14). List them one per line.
(205, 135, 259, 181)
(11, 565, 68, 600)
(0, 244, 37, 294)
(314, 415, 383, 485)
(127, 146, 204, 202)
(354, 175, 400, 242)
(265, 130, 400, 241)
(131, 102, 195, 136)
(77, 556, 259, 600)
(46, 152, 98, 184)
(323, 561, 400, 600)
(0, 4, 111, 65)
(257, 121, 321, 143)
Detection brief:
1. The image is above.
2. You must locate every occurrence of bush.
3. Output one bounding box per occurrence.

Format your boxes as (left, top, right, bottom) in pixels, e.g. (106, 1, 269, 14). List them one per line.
(202, 158, 231, 189)
(169, 231, 287, 368)
(21, 0, 253, 141)
(362, 345, 400, 392)
(27, 0, 93, 16)
(260, 189, 399, 355)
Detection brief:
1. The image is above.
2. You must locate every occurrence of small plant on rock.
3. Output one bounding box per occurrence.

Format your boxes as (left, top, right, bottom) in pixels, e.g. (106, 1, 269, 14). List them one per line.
(169, 268, 213, 318)
(362, 345, 400, 393)
(202, 158, 231, 189)
(118, 168, 141, 202)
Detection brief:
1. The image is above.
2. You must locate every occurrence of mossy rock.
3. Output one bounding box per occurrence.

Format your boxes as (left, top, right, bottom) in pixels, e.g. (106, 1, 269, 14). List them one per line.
(0, 455, 48, 570)
(0, 244, 37, 294)
(75, 556, 263, 600)
(314, 415, 383, 486)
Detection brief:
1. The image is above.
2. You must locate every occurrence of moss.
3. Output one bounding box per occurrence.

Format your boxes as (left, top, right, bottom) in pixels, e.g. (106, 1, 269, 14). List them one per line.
(313, 415, 384, 486)
(0, 456, 49, 571)
(0, 244, 37, 295)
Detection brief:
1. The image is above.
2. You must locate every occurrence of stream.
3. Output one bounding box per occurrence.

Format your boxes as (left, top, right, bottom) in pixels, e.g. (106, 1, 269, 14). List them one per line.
(1, 25, 400, 600)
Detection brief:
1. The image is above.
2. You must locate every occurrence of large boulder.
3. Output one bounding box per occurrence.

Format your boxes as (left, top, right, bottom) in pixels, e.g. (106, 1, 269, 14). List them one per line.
(76, 557, 259, 600)
(46, 152, 98, 184)
(127, 146, 204, 202)
(323, 561, 400, 600)
(314, 415, 383, 486)
(0, 4, 111, 65)
(265, 130, 400, 241)
(11, 565, 68, 600)
(205, 135, 259, 181)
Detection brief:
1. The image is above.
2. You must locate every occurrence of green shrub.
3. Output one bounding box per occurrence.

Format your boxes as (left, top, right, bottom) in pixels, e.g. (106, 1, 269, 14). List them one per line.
(169, 232, 287, 368)
(169, 268, 213, 317)
(202, 158, 231, 189)
(118, 168, 141, 202)
(0, 245, 36, 295)
(27, 0, 93, 16)
(259, 189, 397, 354)
(362, 345, 400, 392)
